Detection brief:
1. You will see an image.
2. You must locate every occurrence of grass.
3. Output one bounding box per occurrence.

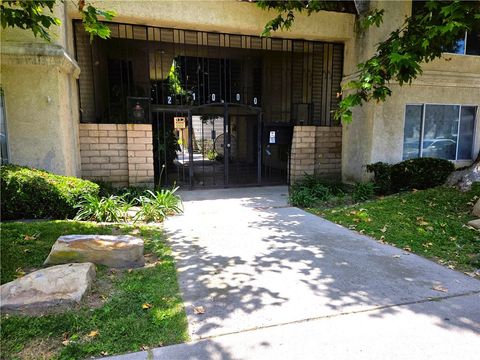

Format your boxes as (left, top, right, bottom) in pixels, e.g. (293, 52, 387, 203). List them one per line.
(0, 220, 188, 359)
(310, 185, 480, 276)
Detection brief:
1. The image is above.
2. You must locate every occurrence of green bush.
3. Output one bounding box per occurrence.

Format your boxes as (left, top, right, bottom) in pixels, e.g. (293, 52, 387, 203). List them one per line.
(74, 194, 131, 222)
(366, 158, 455, 194)
(390, 158, 455, 191)
(134, 188, 183, 222)
(352, 182, 376, 202)
(366, 162, 392, 194)
(92, 179, 117, 198)
(1, 165, 99, 220)
(289, 186, 318, 208)
(289, 175, 349, 207)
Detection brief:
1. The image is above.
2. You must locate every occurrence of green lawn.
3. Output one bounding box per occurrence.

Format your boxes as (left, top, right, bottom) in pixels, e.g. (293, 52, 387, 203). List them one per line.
(0, 221, 188, 359)
(310, 185, 480, 276)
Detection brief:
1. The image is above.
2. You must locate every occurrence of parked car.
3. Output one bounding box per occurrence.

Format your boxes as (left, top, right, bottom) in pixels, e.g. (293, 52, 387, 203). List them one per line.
(422, 138, 456, 159)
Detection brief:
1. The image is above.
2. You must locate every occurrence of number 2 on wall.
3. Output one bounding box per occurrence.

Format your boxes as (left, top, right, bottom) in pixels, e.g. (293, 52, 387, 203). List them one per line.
(167, 96, 172, 105)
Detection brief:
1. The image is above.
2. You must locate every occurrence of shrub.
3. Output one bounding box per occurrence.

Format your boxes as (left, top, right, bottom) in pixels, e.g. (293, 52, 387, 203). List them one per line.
(366, 162, 392, 194)
(367, 158, 455, 194)
(92, 179, 117, 198)
(289, 175, 349, 207)
(390, 157, 455, 191)
(1, 164, 99, 220)
(289, 186, 317, 208)
(74, 194, 131, 222)
(91, 180, 151, 206)
(352, 182, 376, 202)
(134, 187, 183, 222)
(115, 186, 150, 205)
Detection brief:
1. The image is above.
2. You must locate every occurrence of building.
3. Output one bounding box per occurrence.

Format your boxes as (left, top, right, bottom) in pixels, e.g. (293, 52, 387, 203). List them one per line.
(1, 0, 479, 188)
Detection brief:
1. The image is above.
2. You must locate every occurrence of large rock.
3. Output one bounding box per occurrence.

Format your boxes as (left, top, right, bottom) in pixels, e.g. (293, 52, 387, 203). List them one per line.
(467, 219, 480, 229)
(445, 160, 480, 191)
(44, 234, 144, 268)
(0, 263, 95, 313)
(473, 199, 480, 217)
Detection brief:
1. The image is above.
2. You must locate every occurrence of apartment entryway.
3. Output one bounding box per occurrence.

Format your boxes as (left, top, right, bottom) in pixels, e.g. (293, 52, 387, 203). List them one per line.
(152, 103, 290, 189)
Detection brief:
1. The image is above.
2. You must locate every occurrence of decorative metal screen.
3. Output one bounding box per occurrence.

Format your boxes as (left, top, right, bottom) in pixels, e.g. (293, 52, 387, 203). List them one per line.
(74, 21, 344, 126)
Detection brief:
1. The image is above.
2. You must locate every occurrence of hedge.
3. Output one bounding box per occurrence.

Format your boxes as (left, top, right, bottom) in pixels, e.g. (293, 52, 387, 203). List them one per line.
(366, 157, 455, 194)
(1, 165, 99, 220)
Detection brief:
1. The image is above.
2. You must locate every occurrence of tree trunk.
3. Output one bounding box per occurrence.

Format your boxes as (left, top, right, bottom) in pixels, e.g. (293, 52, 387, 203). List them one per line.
(445, 151, 480, 191)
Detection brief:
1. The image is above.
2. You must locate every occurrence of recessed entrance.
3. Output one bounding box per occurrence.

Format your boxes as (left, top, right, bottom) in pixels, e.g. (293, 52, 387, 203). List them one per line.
(74, 22, 345, 189)
(153, 103, 290, 188)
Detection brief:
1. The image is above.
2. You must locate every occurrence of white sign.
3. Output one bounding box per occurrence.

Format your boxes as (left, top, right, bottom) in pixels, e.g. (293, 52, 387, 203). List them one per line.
(269, 131, 276, 144)
(174, 117, 186, 129)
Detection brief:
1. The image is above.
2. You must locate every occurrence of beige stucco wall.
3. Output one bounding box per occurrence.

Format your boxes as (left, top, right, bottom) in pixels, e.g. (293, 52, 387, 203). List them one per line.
(342, 0, 480, 182)
(2, 0, 479, 182)
(68, 0, 355, 42)
(0, 47, 81, 175)
(0, 2, 82, 176)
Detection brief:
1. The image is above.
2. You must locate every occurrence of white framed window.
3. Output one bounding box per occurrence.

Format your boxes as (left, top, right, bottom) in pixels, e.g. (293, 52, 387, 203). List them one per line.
(443, 30, 480, 56)
(403, 104, 478, 161)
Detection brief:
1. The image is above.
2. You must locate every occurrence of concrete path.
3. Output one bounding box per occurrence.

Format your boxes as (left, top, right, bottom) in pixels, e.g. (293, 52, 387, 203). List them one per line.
(106, 186, 480, 359)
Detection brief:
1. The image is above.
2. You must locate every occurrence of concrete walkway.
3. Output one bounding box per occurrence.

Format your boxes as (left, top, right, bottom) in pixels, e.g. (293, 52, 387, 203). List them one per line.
(106, 186, 480, 359)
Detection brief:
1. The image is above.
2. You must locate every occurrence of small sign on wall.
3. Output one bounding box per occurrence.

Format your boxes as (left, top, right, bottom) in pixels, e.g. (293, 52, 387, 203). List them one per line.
(174, 117, 186, 129)
(269, 131, 276, 144)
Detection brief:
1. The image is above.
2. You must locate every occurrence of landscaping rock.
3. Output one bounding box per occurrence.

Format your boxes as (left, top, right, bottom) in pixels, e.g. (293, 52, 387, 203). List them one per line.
(44, 235, 144, 268)
(473, 199, 480, 217)
(445, 160, 480, 191)
(0, 263, 95, 313)
(467, 219, 480, 229)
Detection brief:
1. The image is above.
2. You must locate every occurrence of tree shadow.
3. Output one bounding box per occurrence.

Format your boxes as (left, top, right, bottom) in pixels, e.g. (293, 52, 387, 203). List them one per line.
(165, 187, 480, 341)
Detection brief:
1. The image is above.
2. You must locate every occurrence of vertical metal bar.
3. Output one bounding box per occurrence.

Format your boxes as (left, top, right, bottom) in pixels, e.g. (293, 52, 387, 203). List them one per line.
(212, 115, 216, 186)
(156, 112, 161, 187)
(188, 110, 194, 189)
(201, 112, 205, 185)
(257, 110, 262, 185)
(224, 103, 229, 186)
(163, 111, 168, 185)
(89, 32, 98, 121)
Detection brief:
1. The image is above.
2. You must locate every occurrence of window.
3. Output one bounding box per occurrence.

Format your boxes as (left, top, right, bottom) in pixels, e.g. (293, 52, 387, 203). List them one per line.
(411, 1, 480, 56)
(403, 104, 478, 161)
(443, 31, 480, 56)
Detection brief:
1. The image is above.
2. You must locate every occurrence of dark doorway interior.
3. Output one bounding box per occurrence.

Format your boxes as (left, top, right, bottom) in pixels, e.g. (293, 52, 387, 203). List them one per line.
(153, 104, 276, 189)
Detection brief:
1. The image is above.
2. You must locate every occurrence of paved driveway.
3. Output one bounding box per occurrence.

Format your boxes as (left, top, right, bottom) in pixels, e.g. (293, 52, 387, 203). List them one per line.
(108, 186, 480, 359)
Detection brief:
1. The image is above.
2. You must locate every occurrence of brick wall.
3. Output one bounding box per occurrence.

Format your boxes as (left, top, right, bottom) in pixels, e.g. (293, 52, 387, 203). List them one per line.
(315, 127, 342, 179)
(79, 124, 154, 187)
(290, 126, 342, 183)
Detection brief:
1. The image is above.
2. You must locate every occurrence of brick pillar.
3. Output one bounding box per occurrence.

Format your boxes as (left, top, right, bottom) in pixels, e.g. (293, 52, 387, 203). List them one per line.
(290, 126, 316, 184)
(79, 124, 129, 186)
(126, 124, 154, 187)
(315, 127, 342, 180)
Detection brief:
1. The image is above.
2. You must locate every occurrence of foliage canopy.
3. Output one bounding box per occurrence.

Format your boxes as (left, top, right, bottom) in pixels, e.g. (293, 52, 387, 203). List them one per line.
(0, 0, 115, 41)
(258, 0, 480, 122)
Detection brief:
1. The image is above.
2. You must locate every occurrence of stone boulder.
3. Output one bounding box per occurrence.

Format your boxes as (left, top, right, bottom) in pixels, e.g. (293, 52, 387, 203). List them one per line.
(445, 160, 480, 191)
(473, 199, 480, 218)
(0, 263, 95, 313)
(467, 219, 480, 230)
(44, 234, 144, 268)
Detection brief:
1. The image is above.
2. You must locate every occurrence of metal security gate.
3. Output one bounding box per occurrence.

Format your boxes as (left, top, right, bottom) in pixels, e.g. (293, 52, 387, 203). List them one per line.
(152, 103, 262, 189)
(74, 21, 345, 188)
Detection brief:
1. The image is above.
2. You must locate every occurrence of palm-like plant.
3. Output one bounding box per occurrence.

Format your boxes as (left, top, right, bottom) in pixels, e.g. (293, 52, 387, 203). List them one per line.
(74, 194, 131, 222)
(134, 187, 183, 223)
